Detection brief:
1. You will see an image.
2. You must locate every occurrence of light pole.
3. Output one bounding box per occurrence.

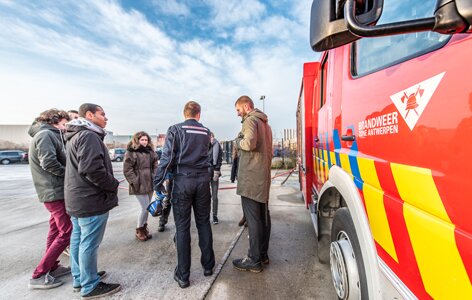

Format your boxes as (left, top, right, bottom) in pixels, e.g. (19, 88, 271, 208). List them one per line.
(259, 95, 265, 112)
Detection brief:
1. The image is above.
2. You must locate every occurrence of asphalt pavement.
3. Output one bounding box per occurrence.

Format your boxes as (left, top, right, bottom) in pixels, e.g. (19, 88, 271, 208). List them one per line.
(0, 163, 336, 299)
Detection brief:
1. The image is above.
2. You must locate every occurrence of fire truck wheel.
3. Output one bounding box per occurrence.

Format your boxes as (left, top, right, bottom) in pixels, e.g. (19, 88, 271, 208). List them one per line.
(330, 207, 367, 300)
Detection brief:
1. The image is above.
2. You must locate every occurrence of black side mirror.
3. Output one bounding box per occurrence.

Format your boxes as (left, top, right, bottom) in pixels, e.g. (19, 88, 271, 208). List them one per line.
(310, 0, 383, 52)
(345, 0, 469, 37)
(310, 0, 472, 52)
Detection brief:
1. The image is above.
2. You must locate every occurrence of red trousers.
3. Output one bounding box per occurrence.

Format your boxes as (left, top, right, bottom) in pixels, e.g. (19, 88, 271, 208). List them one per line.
(32, 200, 72, 279)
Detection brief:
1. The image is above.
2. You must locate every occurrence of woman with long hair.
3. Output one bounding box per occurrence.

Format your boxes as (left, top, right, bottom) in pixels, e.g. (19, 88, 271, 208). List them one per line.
(123, 131, 158, 241)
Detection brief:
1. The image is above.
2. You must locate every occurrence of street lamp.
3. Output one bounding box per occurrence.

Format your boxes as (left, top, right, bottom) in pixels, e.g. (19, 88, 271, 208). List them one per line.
(259, 95, 265, 112)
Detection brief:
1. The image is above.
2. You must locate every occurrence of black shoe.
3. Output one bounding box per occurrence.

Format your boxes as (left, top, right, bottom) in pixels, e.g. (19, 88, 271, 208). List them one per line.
(203, 268, 214, 276)
(212, 216, 219, 225)
(73, 271, 107, 292)
(173, 269, 189, 289)
(157, 224, 165, 232)
(232, 256, 262, 273)
(261, 254, 270, 265)
(238, 216, 246, 227)
(81, 282, 121, 299)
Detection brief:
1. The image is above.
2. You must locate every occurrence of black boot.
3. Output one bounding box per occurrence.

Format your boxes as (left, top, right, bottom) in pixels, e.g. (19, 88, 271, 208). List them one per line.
(158, 216, 168, 232)
(232, 256, 262, 273)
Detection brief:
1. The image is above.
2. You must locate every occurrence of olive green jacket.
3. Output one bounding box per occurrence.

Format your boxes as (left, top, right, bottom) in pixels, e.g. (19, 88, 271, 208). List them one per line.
(235, 109, 273, 203)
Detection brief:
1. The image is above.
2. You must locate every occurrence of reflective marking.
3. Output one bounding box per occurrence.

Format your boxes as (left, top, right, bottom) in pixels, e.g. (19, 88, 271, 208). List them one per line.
(182, 126, 208, 131)
(359, 157, 398, 263)
(403, 204, 472, 299)
(391, 164, 450, 222)
(186, 130, 208, 135)
(330, 151, 336, 168)
(357, 157, 398, 263)
(339, 153, 352, 175)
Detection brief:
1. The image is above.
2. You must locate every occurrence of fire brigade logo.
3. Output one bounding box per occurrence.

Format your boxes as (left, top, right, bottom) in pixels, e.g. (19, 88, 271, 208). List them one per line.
(390, 72, 445, 130)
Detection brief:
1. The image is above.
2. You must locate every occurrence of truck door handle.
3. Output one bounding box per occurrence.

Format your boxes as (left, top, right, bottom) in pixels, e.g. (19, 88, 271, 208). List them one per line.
(341, 135, 356, 141)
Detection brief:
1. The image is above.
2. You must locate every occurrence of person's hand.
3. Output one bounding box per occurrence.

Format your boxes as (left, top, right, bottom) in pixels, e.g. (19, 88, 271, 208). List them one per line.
(213, 170, 221, 181)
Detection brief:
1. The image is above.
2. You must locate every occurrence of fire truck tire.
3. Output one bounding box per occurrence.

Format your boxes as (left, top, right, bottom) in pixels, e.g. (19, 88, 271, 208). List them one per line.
(330, 207, 368, 300)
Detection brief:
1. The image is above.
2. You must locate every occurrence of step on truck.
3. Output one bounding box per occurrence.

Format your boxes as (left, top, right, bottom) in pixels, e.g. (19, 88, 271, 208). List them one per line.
(297, 0, 472, 299)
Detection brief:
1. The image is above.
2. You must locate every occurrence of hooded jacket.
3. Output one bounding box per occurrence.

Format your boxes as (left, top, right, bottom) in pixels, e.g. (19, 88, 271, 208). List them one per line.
(123, 145, 158, 195)
(235, 109, 273, 203)
(64, 118, 119, 218)
(28, 122, 67, 202)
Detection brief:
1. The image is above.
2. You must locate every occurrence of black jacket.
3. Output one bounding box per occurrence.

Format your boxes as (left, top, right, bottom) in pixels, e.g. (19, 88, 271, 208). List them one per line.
(64, 119, 119, 218)
(28, 122, 67, 202)
(154, 119, 211, 190)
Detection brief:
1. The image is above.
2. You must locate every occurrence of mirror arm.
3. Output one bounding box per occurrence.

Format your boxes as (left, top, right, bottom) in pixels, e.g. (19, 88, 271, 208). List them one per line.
(344, 0, 436, 37)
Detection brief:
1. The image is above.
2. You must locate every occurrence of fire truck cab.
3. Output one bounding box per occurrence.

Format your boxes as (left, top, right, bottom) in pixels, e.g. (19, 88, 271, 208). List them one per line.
(297, 0, 472, 299)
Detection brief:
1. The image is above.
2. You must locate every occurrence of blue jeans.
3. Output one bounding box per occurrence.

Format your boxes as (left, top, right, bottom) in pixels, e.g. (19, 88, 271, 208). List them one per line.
(70, 212, 109, 296)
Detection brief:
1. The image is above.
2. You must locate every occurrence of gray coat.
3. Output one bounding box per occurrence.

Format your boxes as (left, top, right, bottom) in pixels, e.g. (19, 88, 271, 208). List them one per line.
(28, 122, 67, 203)
(235, 109, 273, 203)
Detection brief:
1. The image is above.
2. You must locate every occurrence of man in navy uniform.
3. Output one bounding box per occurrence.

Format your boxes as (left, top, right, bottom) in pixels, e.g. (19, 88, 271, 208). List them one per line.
(153, 100, 215, 288)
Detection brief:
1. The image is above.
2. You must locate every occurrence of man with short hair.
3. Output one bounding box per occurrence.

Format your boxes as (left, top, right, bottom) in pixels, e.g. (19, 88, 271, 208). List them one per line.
(154, 100, 215, 288)
(209, 132, 223, 224)
(65, 103, 121, 298)
(28, 109, 72, 290)
(232, 95, 273, 273)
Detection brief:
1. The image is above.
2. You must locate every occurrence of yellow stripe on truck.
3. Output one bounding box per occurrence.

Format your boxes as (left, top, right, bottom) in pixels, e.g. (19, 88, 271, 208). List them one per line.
(391, 163, 450, 222)
(358, 157, 398, 263)
(392, 163, 472, 299)
(403, 204, 472, 299)
(339, 153, 352, 175)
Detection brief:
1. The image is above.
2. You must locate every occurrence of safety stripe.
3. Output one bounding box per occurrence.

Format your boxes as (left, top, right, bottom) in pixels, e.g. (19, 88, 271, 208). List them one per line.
(182, 126, 208, 131)
(391, 164, 450, 223)
(325, 133, 331, 168)
(358, 157, 398, 263)
(339, 153, 352, 175)
(333, 129, 342, 166)
(392, 163, 471, 299)
(403, 204, 472, 299)
(186, 130, 208, 135)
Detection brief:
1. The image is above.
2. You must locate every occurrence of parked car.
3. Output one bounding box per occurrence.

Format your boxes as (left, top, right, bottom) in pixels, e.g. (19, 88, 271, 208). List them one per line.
(108, 148, 126, 162)
(0, 150, 27, 165)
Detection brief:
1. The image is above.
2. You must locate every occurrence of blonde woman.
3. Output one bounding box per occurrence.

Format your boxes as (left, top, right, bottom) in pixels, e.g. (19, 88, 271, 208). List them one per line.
(123, 131, 159, 241)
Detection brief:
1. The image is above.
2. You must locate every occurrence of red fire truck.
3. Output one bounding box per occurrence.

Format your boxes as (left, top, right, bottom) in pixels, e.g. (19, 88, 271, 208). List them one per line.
(297, 0, 472, 299)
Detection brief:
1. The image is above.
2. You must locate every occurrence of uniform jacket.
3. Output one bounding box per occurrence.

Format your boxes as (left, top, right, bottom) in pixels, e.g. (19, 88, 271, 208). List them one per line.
(28, 122, 67, 203)
(123, 146, 158, 195)
(235, 109, 273, 203)
(64, 118, 119, 218)
(154, 118, 211, 190)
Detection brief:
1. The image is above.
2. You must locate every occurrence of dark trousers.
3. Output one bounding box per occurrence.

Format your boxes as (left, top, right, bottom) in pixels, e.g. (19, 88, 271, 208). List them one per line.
(241, 196, 271, 262)
(172, 174, 215, 281)
(33, 200, 72, 278)
(230, 157, 239, 182)
(210, 179, 219, 217)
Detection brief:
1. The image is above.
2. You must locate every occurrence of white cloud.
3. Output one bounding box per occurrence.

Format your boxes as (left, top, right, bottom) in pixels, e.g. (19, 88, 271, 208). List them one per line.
(205, 0, 266, 28)
(153, 0, 190, 16)
(0, 0, 313, 139)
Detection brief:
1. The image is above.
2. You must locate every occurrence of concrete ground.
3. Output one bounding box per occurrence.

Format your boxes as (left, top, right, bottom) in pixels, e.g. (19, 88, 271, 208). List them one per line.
(0, 163, 336, 299)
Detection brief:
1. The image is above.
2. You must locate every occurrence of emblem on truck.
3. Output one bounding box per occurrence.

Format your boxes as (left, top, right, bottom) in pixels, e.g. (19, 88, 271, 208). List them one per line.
(390, 72, 445, 130)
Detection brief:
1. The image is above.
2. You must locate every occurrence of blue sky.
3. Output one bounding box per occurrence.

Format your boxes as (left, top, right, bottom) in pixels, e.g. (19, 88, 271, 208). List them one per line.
(0, 0, 317, 139)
